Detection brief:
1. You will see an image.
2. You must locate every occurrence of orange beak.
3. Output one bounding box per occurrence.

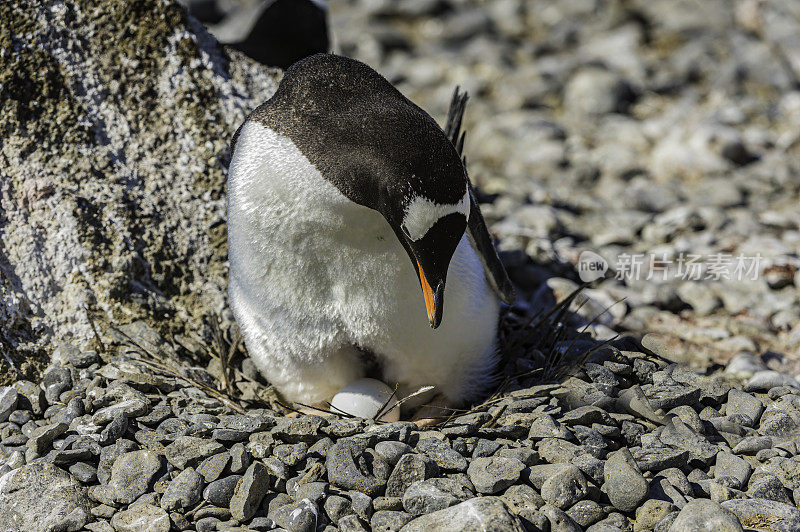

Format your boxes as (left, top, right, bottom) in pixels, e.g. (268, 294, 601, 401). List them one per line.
(416, 259, 437, 327)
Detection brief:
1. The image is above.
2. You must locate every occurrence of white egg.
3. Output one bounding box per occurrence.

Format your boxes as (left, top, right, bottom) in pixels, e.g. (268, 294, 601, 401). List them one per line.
(330, 378, 400, 422)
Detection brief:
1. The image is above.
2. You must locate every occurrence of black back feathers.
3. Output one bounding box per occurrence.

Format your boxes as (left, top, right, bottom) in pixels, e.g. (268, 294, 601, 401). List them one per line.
(236, 54, 467, 216)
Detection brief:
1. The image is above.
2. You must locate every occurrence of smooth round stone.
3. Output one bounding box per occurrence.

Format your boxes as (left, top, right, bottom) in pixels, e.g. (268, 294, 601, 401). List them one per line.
(110, 504, 170, 532)
(467, 457, 525, 495)
(604, 448, 648, 513)
(671, 499, 742, 532)
(744, 371, 800, 392)
(330, 378, 400, 422)
(375, 441, 412, 466)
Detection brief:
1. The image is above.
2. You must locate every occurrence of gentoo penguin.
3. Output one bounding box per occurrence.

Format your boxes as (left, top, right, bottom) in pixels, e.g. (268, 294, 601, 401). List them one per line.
(227, 54, 514, 412)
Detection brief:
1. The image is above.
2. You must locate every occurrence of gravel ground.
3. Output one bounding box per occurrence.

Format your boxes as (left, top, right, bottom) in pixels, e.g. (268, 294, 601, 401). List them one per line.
(2, 0, 800, 531)
(2, 322, 800, 531)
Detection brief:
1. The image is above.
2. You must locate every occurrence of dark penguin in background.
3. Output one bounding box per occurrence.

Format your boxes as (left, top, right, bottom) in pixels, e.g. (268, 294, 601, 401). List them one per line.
(227, 54, 514, 413)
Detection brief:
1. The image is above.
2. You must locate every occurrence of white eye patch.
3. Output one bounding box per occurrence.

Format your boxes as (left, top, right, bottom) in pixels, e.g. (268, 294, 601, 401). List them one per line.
(401, 190, 470, 241)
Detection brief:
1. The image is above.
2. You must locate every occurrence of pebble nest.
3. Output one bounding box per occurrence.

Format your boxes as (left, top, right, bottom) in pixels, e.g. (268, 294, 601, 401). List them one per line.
(1, 317, 800, 531)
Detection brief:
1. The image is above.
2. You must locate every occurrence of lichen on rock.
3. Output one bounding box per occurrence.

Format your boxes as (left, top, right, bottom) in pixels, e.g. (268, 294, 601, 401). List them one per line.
(0, 0, 280, 382)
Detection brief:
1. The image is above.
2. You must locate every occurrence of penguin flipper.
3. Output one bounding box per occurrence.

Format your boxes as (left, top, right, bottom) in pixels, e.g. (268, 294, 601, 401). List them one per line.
(465, 184, 515, 305)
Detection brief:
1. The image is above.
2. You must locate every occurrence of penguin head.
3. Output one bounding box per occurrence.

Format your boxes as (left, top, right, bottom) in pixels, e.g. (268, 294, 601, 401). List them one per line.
(242, 53, 473, 328)
(383, 173, 471, 329)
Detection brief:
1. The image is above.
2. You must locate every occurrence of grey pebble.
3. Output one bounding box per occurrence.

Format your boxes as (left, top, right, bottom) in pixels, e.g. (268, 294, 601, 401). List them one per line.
(274, 442, 309, 466)
(230, 462, 270, 521)
(616, 386, 666, 425)
(99, 413, 128, 446)
(401, 496, 525, 532)
(495, 447, 538, 466)
(9, 409, 31, 425)
(501, 483, 544, 514)
(732, 436, 772, 454)
(635, 500, 677, 530)
(324, 494, 353, 524)
(632, 445, 691, 473)
(538, 437, 585, 463)
(759, 412, 800, 436)
(13, 381, 46, 415)
(374, 495, 404, 511)
(572, 453, 606, 486)
(402, 477, 472, 515)
(195, 516, 223, 532)
(349, 489, 374, 521)
(136, 405, 173, 427)
(0, 462, 91, 532)
(28, 422, 68, 454)
(565, 499, 606, 528)
(385, 452, 438, 497)
(714, 451, 752, 490)
(197, 451, 231, 482)
(671, 498, 742, 531)
(338, 514, 369, 532)
(604, 448, 648, 512)
(647, 380, 701, 411)
(110, 503, 170, 532)
(669, 406, 705, 434)
(417, 437, 468, 471)
(371, 509, 413, 532)
(203, 474, 242, 507)
(262, 456, 288, 480)
(307, 435, 334, 458)
(85, 520, 115, 532)
(108, 450, 164, 504)
(471, 438, 502, 458)
(165, 436, 225, 469)
(744, 371, 800, 392)
(572, 425, 609, 457)
(293, 481, 328, 502)
(229, 441, 250, 474)
(659, 418, 719, 464)
(273, 415, 328, 443)
(529, 413, 573, 440)
(560, 405, 612, 426)
(97, 439, 138, 484)
(91, 397, 149, 425)
(270, 498, 319, 532)
(69, 461, 97, 483)
(541, 504, 583, 532)
(541, 464, 589, 510)
(0, 387, 19, 422)
(375, 441, 412, 466)
(746, 474, 793, 505)
(467, 456, 525, 494)
(654, 510, 679, 532)
(721, 497, 800, 523)
(326, 439, 384, 496)
(726, 389, 764, 427)
(161, 466, 204, 511)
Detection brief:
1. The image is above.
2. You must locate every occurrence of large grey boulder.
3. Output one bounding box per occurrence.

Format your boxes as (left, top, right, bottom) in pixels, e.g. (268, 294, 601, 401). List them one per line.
(0, 0, 279, 382)
(0, 462, 92, 532)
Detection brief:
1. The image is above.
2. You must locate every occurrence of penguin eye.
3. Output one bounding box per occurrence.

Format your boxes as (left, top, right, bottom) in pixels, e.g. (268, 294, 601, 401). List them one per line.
(401, 223, 412, 240)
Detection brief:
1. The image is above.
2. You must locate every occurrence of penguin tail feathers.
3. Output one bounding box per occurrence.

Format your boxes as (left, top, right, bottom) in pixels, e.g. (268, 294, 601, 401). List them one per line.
(444, 87, 468, 156)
